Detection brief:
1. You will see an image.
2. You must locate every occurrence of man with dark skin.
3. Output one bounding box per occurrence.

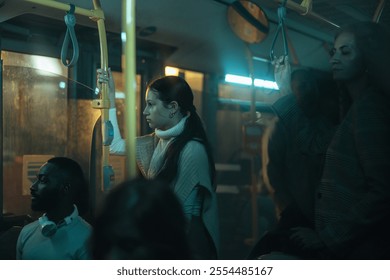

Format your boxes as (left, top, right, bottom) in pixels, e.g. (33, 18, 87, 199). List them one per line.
(16, 157, 91, 259)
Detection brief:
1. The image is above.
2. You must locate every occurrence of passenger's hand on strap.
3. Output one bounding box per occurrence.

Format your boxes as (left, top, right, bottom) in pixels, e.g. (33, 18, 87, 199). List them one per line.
(273, 55, 291, 96)
(97, 68, 116, 108)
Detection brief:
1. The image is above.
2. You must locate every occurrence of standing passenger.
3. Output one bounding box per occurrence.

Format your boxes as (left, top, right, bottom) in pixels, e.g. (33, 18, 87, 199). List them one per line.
(290, 22, 390, 259)
(247, 69, 338, 259)
(98, 70, 219, 259)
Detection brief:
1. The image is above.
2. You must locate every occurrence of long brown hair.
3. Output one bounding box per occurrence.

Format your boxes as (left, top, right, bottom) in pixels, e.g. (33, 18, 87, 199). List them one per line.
(147, 76, 216, 186)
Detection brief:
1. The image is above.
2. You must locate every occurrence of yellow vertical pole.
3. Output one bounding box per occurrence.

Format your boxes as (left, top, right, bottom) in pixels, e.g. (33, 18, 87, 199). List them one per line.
(122, 0, 137, 179)
(92, 0, 108, 162)
(90, 0, 115, 192)
(24, 0, 113, 191)
(244, 44, 258, 246)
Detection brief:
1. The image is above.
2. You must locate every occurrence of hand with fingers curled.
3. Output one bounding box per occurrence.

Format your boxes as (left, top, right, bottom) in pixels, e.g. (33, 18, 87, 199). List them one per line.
(96, 68, 116, 109)
(273, 55, 291, 96)
(289, 227, 326, 251)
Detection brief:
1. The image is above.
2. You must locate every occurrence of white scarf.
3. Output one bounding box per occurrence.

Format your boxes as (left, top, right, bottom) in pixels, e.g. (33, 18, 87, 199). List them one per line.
(147, 115, 189, 178)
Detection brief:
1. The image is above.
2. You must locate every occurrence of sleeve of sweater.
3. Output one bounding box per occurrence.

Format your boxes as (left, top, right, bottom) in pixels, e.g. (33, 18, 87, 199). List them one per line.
(182, 185, 203, 219)
(174, 140, 220, 254)
(109, 108, 126, 154)
(173, 141, 213, 204)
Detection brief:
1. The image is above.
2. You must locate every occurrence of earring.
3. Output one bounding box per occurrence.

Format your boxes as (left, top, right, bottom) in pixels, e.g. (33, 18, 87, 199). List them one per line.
(62, 184, 70, 194)
(169, 112, 175, 118)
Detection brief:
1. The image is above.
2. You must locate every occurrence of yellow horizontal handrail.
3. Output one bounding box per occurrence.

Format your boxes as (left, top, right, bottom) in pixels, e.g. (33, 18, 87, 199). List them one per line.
(24, 0, 104, 20)
(275, 0, 340, 29)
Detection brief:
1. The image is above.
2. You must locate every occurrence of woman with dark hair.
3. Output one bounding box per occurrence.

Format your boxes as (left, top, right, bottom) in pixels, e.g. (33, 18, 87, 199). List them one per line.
(99, 72, 219, 259)
(290, 22, 390, 259)
(91, 177, 191, 260)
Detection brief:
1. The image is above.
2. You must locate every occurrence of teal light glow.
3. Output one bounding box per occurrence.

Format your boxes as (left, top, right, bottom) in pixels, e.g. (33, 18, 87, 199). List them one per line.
(225, 74, 279, 90)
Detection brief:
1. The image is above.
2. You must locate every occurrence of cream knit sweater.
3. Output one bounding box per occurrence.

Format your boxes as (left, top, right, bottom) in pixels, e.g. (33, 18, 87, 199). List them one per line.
(109, 108, 220, 254)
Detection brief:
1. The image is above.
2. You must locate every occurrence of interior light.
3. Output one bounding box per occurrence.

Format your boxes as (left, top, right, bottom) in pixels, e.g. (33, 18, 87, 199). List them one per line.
(32, 56, 63, 76)
(58, 81, 66, 89)
(254, 79, 279, 90)
(165, 66, 179, 76)
(225, 74, 278, 90)
(121, 32, 127, 43)
(225, 74, 252, 85)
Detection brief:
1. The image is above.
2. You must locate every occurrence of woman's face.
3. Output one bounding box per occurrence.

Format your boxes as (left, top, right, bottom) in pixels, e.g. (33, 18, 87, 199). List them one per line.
(329, 32, 366, 82)
(143, 89, 172, 130)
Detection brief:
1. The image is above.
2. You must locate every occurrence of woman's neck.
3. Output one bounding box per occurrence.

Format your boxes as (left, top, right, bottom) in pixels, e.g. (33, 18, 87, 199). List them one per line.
(155, 115, 189, 140)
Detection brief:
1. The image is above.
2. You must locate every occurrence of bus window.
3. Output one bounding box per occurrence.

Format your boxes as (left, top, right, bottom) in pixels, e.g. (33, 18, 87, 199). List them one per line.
(216, 82, 276, 163)
(1, 50, 99, 219)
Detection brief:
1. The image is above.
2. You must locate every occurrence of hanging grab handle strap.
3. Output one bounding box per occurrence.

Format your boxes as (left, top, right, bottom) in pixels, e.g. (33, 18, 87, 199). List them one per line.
(270, 1, 289, 61)
(61, 4, 79, 67)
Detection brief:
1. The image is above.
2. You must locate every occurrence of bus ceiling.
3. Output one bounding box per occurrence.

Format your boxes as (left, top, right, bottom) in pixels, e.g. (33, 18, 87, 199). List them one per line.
(0, 0, 389, 75)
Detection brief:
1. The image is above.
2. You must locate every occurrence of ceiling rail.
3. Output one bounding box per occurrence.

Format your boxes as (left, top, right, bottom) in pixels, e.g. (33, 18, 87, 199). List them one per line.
(275, 0, 340, 29)
(24, 0, 104, 19)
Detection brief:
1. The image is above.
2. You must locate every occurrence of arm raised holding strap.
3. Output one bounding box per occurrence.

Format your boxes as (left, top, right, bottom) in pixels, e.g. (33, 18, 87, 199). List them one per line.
(97, 68, 126, 154)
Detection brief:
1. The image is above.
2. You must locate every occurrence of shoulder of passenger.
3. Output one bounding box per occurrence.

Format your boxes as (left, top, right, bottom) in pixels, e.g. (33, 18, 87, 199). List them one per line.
(181, 140, 207, 157)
